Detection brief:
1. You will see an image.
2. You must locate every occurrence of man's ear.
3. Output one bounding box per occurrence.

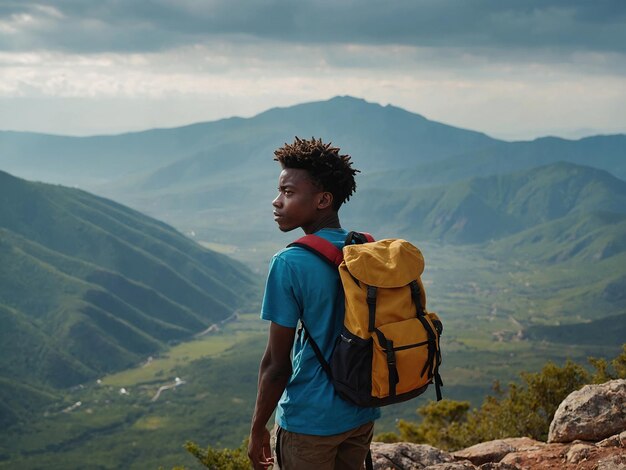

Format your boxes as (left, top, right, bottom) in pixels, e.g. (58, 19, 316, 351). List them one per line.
(317, 192, 334, 210)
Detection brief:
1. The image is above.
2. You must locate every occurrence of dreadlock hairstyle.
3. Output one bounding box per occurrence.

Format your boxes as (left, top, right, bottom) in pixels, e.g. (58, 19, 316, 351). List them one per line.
(274, 137, 359, 211)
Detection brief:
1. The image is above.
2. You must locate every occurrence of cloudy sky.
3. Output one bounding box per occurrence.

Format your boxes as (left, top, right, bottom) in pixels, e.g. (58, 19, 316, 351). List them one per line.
(0, 0, 624, 140)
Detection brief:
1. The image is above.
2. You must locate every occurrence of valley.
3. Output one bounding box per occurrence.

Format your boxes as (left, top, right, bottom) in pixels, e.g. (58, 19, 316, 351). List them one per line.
(0, 96, 624, 468)
(1, 241, 620, 469)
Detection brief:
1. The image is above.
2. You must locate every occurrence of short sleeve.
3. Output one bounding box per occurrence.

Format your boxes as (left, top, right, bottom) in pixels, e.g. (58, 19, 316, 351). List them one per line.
(260, 254, 301, 328)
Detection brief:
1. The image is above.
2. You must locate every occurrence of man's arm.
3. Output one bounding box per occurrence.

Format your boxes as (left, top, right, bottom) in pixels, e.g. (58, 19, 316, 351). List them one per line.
(248, 322, 296, 469)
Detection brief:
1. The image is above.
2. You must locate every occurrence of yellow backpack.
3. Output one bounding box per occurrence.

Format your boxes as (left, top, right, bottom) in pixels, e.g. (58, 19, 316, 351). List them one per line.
(289, 231, 443, 407)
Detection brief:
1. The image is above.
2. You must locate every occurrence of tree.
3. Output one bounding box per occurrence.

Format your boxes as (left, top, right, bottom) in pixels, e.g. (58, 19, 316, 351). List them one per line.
(396, 399, 470, 450)
(183, 440, 251, 470)
(384, 347, 626, 451)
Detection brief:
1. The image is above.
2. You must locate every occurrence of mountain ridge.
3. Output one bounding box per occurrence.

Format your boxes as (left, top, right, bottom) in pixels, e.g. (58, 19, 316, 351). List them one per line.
(347, 161, 626, 244)
(1, 97, 624, 248)
(0, 170, 257, 426)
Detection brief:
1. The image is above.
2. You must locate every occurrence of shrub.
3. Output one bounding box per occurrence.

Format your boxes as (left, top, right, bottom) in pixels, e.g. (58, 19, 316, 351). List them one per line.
(391, 346, 625, 451)
(183, 440, 251, 470)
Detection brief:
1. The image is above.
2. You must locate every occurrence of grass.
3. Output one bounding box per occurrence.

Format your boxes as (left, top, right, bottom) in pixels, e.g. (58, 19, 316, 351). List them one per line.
(103, 313, 266, 387)
(0, 316, 268, 469)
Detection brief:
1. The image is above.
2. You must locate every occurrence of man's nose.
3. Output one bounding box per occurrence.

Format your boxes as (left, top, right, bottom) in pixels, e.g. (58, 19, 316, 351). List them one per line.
(272, 195, 281, 207)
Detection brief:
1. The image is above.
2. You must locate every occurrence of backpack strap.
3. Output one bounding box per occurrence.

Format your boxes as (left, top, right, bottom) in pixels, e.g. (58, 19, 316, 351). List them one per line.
(298, 320, 334, 381)
(287, 231, 374, 384)
(288, 232, 375, 267)
(288, 235, 344, 267)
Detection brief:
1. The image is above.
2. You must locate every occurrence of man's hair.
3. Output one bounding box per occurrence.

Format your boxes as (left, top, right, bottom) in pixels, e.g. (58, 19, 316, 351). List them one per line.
(274, 137, 359, 211)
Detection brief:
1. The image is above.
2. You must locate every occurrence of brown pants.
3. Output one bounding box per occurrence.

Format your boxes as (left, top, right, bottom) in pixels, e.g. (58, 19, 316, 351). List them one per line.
(273, 421, 374, 470)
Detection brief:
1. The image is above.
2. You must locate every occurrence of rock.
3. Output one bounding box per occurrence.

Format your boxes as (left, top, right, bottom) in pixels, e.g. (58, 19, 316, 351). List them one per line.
(596, 430, 626, 448)
(453, 440, 514, 465)
(497, 437, 544, 452)
(500, 443, 569, 469)
(565, 442, 594, 463)
(548, 379, 626, 443)
(423, 463, 476, 470)
(496, 440, 626, 470)
(596, 454, 626, 470)
(371, 442, 455, 469)
(371, 436, 625, 470)
(453, 437, 544, 465)
(478, 464, 520, 470)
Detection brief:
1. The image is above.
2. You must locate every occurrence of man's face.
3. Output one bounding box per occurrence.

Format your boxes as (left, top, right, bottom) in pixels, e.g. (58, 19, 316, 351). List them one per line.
(272, 168, 323, 233)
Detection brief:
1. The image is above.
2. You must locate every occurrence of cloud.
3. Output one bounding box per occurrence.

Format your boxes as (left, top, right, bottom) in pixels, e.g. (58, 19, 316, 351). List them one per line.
(0, 1, 624, 139)
(0, 0, 624, 55)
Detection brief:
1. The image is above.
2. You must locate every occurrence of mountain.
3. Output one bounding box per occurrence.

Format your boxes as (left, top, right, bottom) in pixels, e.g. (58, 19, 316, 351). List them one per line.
(487, 211, 626, 264)
(0, 96, 498, 186)
(346, 162, 626, 244)
(0, 170, 257, 426)
(363, 134, 626, 188)
(1, 96, 624, 248)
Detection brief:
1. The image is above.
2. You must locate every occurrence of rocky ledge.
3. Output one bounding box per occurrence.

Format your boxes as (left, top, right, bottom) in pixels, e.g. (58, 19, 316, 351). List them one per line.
(370, 379, 626, 470)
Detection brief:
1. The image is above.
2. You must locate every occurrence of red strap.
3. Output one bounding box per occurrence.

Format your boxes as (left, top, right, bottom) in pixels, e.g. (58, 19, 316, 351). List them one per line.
(288, 232, 375, 267)
(289, 235, 344, 266)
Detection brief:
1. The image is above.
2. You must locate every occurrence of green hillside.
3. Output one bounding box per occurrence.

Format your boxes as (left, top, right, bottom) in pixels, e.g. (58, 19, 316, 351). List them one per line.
(363, 134, 626, 188)
(1, 241, 621, 468)
(0, 171, 258, 427)
(346, 162, 626, 244)
(3, 96, 623, 249)
(487, 211, 626, 263)
(526, 312, 626, 346)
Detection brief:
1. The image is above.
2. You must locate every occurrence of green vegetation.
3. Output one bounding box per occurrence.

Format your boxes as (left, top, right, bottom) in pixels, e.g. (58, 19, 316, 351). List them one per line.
(348, 162, 626, 244)
(177, 346, 626, 469)
(380, 345, 626, 451)
(183, 440, 251, 470)
(104, 334, 247, 387)
(0, 170, 259, 428)
(1, 98, 625, 468)
(0, 313, 267, 470)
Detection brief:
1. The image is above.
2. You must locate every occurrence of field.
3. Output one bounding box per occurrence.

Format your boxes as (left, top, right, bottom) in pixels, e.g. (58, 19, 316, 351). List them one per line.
(0, 313, 268, 469)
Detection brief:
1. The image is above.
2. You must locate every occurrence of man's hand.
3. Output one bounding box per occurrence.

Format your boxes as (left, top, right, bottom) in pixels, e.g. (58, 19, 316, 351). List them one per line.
(248, 427, 273, 470)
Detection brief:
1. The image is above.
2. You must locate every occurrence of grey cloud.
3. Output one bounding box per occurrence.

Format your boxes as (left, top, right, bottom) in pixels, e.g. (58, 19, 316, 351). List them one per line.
(0, 0, 624, 55)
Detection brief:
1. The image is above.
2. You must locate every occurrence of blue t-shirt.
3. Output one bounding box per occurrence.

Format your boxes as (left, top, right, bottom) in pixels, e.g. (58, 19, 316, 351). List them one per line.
(261, 228, 380, 436)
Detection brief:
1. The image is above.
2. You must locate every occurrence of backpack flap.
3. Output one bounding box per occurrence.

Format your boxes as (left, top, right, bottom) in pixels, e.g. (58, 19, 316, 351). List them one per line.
(342, 239, 424, 288)
(340, 239, 428, 338)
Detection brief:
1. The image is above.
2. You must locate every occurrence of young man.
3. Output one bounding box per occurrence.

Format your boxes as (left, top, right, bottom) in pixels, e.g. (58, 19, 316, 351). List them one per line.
(248, 137, 380, 470)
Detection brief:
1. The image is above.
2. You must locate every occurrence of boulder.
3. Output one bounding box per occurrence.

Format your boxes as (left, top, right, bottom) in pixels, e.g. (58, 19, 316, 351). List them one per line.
(422, 463, 476, 470)
(548, 379, 626, 443)
(453, 437, 543, 465)
(370, 442, 455, 469)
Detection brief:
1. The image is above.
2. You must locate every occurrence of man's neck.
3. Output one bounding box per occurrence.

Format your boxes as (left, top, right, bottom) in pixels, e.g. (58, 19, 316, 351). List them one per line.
(303, 212, 341, 235)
